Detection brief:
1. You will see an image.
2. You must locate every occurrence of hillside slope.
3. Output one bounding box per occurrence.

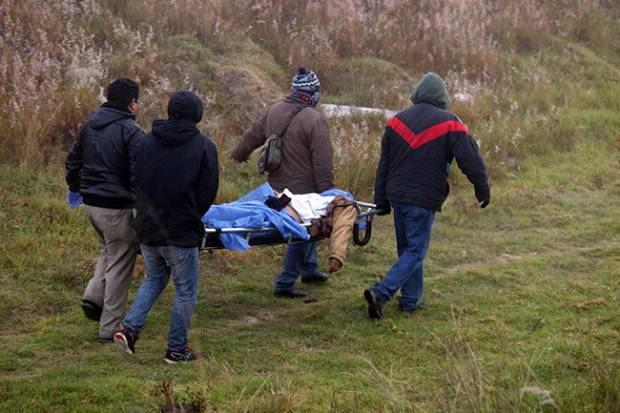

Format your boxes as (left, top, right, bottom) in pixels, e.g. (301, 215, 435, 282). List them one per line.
(0, 0, 619, 411)
(0, 112, 618, 413)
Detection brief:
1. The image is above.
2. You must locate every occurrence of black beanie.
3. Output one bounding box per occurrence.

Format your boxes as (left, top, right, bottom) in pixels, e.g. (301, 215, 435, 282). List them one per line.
(106, 78, 139, 108)
(167, 90, 204, 123)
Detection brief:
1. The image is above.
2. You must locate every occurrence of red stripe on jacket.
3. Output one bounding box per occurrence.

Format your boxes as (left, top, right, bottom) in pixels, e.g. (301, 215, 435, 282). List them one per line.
(387, 117, 469, 149)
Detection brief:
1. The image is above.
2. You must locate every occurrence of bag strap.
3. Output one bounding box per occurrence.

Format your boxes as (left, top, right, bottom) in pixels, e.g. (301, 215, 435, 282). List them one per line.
(275, 105, 305, 138)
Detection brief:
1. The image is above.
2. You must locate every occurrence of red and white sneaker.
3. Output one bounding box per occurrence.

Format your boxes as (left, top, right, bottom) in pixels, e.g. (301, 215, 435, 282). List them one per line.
(113, 327, 138, 355)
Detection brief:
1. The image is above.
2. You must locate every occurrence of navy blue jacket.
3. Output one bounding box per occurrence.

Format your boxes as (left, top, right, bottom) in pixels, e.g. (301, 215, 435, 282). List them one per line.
(65, 105, 144, 209)
(374, 102, 489, 211)
(133, 119, 219, 248)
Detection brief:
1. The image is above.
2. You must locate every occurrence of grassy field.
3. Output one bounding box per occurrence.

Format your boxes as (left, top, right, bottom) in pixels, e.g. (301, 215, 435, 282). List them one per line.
(1, 2, 619, 411)
(1, 134, 618, 412)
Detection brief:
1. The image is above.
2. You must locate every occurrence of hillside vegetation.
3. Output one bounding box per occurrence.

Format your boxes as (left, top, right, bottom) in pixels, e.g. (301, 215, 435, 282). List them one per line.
(2, 0, 618, 194)
(0, 0, 619, 412)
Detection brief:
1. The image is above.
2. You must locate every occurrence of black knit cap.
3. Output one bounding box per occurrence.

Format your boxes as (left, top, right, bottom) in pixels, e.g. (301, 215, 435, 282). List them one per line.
(106, 78, 139, 108)
(167, 90, 204, 123)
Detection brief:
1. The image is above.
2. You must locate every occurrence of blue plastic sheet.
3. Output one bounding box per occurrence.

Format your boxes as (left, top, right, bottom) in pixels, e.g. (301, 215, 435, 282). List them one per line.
(202, 183, 310, 251)
(320, 188, 353, 200)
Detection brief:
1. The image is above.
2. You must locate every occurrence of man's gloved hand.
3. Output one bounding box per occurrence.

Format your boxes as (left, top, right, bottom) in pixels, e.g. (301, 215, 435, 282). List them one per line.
(475, 185, 490, 209)
(375, 201, 391, 216)
(66, 191, 82, 209)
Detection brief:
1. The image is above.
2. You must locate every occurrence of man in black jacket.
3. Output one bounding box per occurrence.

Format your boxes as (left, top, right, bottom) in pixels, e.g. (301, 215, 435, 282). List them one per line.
(114, 90, 219, 364)
(364, 72, 490, 319)
(65, 78, 144, 342)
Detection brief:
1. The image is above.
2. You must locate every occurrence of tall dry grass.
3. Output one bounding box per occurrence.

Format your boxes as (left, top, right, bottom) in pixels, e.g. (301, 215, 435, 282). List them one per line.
(0, 0, 108, 165)
(1, 0, 616, 186)
(101, 0, 613, 83)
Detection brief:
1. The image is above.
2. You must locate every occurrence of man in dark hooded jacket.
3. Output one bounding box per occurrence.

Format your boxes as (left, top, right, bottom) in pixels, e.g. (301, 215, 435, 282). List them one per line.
(65, 78, 144, 342)
(114, 90, 218, 364)
(364, 72, 490, 319)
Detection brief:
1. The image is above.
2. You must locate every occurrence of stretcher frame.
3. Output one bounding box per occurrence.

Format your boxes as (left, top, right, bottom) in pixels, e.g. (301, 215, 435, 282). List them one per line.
(201, 201, 378, 250)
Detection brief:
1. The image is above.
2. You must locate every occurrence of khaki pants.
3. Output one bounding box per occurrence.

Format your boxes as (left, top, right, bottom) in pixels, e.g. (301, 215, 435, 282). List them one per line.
(83, 205, 137, 339)
(328, 204, 358, 265)
(283, 196, 358, 266)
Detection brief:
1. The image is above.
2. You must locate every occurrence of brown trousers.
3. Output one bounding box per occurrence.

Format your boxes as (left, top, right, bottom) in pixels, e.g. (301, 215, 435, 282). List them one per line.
(327, 202, 358, 265)
(83, 205, 137, 339)
(285, 196, 358, 267)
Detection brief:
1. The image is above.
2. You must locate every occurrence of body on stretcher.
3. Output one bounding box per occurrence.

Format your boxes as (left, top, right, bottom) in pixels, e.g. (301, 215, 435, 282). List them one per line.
(201, 201, 378, 250)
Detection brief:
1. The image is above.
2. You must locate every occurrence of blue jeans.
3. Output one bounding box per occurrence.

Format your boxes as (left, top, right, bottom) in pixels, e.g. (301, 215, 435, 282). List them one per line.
(123, 245, 199, 351)
(370, 202, 435, 309)
(274, 241, 318, 292)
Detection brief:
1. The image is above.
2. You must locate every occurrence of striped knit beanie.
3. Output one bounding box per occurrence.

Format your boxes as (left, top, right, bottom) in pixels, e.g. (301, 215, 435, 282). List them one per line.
(291, 67, 320, 106)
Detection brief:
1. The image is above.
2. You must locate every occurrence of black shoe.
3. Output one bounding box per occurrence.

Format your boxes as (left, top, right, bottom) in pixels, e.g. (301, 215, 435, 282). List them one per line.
(164, 347, 196, 364)
(81, 299, 102, 322)
(398, 298, 427, 313)
(301, 272, 329, 283)
(114, 327, 138, 355)
(364, 289, 384, 320)
(98, 336, 114, 344)
(274, 288, 308, 298)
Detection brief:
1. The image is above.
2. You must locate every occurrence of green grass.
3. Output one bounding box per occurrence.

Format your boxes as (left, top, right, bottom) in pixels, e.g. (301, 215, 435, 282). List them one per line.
(2, 48, 620, 413)
(1, 9, 619, 411)
(1, 133, 618, 412)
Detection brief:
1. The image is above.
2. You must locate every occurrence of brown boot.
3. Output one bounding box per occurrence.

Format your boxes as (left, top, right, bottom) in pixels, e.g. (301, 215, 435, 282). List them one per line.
(328, 257, 343, 273)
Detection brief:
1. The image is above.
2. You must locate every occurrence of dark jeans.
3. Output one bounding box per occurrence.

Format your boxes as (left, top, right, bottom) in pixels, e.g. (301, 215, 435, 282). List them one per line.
(274, 241, 318, 292)
(370, 202, 435, 309)
(123, 245, 199, 351)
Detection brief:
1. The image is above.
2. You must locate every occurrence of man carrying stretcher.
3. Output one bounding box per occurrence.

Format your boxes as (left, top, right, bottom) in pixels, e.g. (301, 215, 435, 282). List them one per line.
(365, 72, 491, 319)
(231, 67, 334, 298)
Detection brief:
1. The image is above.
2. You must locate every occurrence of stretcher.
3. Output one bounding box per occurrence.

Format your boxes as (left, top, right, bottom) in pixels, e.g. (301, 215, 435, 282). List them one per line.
(201, 201, 378, 250)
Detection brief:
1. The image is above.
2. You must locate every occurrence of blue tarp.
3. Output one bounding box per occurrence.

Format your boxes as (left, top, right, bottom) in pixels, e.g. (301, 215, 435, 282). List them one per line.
(202, 183, 307, 251)
(202, 184, 356, 252)
(320, 188, 353, 200)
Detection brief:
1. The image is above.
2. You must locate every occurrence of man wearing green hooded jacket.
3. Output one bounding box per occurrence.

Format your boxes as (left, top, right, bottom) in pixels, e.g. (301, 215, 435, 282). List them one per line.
(364, 72, 490, 319)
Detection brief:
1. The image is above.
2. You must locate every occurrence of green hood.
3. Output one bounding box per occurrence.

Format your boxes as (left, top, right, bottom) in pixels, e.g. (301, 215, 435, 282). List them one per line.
(410, 72, 450, 109)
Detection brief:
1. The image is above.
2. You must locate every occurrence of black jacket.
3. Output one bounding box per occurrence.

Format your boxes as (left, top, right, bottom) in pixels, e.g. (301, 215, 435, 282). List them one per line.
(374, 102, 489, 211)
(65, 105, 145, 209)
(133, 119, 219, 247)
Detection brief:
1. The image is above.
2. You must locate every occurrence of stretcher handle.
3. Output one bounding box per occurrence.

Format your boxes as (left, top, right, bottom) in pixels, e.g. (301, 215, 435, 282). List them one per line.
(353, 218, 372, 246)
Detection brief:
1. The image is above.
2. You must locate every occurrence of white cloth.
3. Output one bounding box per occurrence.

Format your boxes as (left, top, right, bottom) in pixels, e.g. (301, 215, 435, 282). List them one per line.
(282, 189, 335, 223)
